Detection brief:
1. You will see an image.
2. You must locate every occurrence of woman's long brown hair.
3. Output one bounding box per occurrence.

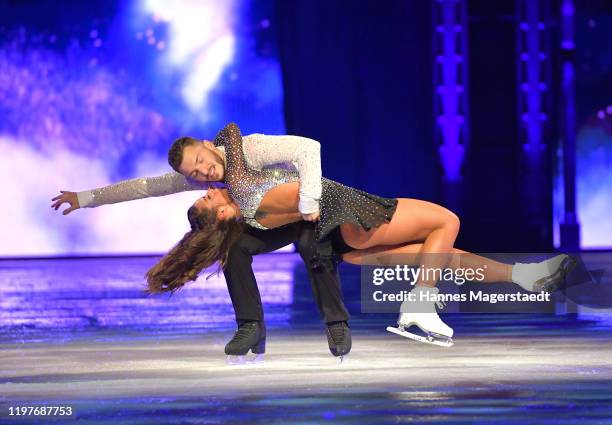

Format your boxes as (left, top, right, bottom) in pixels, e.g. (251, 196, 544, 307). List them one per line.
(145, 205, 244, 295)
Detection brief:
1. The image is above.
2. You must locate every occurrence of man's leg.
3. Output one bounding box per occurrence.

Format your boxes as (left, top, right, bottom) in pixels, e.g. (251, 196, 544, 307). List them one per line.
(223, 223, 301, 356)
(294, 222, 352, 357)
(224, 224, 302, 322)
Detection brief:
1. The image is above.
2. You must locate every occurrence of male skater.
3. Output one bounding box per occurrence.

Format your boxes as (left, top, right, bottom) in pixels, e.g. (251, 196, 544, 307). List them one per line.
(51, 130, 352, 359)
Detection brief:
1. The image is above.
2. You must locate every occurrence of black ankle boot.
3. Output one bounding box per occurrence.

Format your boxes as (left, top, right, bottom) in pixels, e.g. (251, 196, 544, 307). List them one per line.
(326, 321, 351, 357)
(224, 321, 266, 356)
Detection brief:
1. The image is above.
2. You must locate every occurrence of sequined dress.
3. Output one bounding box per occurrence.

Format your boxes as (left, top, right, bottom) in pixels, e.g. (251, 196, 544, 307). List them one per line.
(214, 123, 398, 256)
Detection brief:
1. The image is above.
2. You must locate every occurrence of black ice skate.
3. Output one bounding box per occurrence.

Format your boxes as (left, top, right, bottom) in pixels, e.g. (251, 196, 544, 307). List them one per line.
(326, 321, 352, 362)
(225, 321, 266, 365)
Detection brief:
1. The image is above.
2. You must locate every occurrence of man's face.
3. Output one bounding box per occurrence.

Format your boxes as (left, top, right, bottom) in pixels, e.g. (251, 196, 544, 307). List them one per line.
(178, 141, 225, 182)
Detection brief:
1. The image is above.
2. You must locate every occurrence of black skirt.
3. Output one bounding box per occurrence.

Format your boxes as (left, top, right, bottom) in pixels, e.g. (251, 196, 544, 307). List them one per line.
(310, 178, 399, 270)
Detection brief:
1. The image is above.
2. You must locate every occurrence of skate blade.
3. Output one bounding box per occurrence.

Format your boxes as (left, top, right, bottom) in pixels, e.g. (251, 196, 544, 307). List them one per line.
(386, 326, 454, 348)
(338, 354, 349, 364)
(226, 353, 265, 365)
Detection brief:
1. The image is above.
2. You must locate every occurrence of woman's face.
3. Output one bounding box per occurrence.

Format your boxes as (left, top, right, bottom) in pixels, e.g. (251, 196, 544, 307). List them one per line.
(193, 188, 238, 221)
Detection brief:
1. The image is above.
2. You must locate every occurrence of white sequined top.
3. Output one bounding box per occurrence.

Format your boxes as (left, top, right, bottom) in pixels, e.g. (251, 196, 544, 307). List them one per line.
(76, 131, 322, 214)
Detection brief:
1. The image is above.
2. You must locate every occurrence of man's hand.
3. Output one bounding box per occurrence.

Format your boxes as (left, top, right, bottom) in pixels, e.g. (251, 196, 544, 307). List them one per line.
(301, 211, 320, 222)
(51, 191, 80, 215)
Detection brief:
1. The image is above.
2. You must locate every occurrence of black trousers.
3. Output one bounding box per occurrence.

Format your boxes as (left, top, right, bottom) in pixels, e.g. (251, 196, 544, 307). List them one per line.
(222, 221, 350, 324)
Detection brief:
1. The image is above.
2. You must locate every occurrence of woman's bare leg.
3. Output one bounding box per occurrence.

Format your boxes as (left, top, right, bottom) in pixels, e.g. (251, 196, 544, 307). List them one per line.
(340, 198, 462, 287)
(342, 244, 513, 283)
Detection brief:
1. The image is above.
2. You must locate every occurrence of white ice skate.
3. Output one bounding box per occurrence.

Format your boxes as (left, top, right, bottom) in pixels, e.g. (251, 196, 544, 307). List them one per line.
(387, 285, 454, 348)
(512, 254, 577, 293)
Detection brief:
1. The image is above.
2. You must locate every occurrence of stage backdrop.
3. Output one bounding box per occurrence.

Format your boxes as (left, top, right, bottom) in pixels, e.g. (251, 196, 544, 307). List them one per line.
(553, 1, 612, 250)
(0, 0, 285, 256)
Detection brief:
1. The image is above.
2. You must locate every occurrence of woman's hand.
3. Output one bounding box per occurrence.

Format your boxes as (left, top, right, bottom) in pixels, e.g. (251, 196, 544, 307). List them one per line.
(301, 211, 320, 222)
(51, 191, 80, 215)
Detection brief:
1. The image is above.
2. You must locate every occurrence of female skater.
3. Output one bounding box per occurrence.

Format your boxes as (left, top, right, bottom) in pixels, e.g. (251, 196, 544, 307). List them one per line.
(147, 123, 575, 348)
